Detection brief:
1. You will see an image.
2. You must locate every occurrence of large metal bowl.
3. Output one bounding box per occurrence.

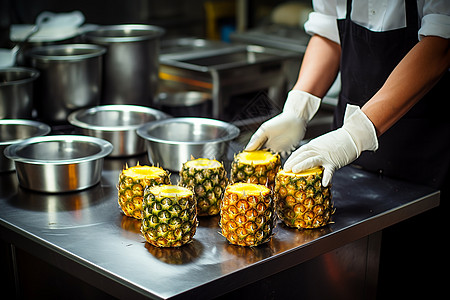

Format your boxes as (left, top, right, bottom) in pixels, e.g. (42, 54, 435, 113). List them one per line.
(68, 105, 170, 157)
(0, 119, 51, 172)
(137, 117, 240, 171)
(4, 135, 113, 193)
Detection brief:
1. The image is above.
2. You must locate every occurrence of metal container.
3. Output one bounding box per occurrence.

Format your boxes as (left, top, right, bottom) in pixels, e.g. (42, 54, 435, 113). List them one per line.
(83, 24, 165, 106)
(137, 117, 240, 171)
(156, 91, 212, 118)
(25, 44, 106, 123)
(68, 105, 170, 157)
(0, 67, 40, 119)
(4, 135, 113, 192)
(0, 119, 51, 172)
(159, 44, 298, 120)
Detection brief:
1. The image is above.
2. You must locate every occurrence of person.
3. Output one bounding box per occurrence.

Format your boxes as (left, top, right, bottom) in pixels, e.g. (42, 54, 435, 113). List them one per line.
(246, 0, 449, 298)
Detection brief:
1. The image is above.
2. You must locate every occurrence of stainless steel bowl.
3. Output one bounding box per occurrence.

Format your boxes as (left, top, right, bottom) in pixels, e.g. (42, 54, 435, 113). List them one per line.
(137, 117, 240, 171)
(0, 119, 51, 172)
(4, 135, 113, 193)
(68, 105, 170, 157)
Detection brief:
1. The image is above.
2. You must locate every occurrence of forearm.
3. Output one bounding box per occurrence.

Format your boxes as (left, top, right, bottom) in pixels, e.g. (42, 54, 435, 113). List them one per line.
(362, 36, 450, 136)
(292, 34, 341, 98)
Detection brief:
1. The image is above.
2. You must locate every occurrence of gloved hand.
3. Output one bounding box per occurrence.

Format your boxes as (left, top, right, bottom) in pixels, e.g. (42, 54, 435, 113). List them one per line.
(284, 104, 378, 186)
(245, 90, 321, 157)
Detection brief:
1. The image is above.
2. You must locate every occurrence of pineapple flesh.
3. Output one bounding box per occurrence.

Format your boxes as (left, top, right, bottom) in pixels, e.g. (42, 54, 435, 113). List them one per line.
(118, 165, 170, 219)
(230, 150, 281, 190)
(179, 158, 228, 216)
(142, 184, 197, 247)
(220, 182, 275, 247)
(274, 167, 334, 229)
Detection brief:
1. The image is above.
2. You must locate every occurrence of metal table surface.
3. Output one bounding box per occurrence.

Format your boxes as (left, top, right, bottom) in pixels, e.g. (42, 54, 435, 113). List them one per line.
(0, 155, 439, 299)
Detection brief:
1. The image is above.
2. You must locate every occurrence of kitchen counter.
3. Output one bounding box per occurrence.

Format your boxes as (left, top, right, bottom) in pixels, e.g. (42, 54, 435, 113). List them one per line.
(0, 154, 439, 299)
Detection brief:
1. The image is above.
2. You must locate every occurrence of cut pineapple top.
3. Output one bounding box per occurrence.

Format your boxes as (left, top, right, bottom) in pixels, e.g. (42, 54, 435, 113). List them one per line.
(235, 150, 279, 165)
(278, 166, 323, 177)
(148, 184, 193, 198)
(226, 182, 271, 196)
(122, 165, 168, 179)
(184, 158, 222, 169)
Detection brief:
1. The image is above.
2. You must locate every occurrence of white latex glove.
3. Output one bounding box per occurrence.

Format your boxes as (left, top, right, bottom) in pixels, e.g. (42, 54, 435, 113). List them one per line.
(245, 90, 321, 157)
(284, 104, 378, 186)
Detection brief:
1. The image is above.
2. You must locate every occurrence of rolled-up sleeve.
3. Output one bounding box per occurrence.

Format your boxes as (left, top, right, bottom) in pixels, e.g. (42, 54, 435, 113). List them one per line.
(303, 0, 340, 44)
(419, 14, 450, 39)
(418, 1, 450, 40)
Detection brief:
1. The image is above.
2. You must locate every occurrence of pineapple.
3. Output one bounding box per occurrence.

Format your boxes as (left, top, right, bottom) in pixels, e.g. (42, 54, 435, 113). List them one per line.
(118, 165, 170, 219)
(220, 182, 275, 247)
(230, 150, 281, 190)
(179, 158, 228, 216)
(274, 167, 334, 229)
(142, 185, 197, 247)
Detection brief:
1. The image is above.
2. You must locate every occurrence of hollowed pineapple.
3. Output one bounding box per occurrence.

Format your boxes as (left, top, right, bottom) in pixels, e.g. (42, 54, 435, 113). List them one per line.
(275, 167, 334, 229)
(179, 158, 228, 216)
(118, 165, 170, 219)
(230, 150, 281, 190)
(220, 182, 275, 247)
(142, 185, 197, 247)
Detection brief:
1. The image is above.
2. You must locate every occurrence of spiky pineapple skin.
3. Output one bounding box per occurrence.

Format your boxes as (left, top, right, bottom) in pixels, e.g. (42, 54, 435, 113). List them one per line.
(118, 165, 170, 219)
(220, 182, 275, 247)
(230, 150, 281, 190)
(274, 168, 334, 229)
(179, 158, 228, 216)
(142, 185, 197, 247)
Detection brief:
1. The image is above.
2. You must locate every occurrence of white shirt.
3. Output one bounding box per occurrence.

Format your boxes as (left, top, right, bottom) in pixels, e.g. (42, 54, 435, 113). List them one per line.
(304, 0, 450, 44)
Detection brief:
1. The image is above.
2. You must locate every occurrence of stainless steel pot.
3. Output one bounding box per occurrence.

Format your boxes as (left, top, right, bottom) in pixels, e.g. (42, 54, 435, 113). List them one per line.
(4, 135, 113, 192)
(0, 119, 51, 172)
(137, 117, 240, 171)
(68, 105, 170, 157)
(25, 44, 106, 123)
(0, 67, 40, 119)
(83, 24, 165, 106)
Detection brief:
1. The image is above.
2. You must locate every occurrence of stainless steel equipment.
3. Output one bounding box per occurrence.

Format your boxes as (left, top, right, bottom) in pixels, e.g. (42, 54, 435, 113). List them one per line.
(0, 163, 439, 299)
(137, 117, 240, 171)
(4, 135, 112, 192)
(25, 44, 106, 123)
(159, 42, 298, 120)
(68, 104, 170, 157)
(0, 119, 50, 172)
(0, 67, 40, 119)
(83, 24, 165, 106)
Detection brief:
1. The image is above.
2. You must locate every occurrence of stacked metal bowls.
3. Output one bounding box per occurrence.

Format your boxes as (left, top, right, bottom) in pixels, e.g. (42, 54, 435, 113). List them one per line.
(68, 105, 170, 157)
(0, 119, 51, 172)
(137, 117, 240, 171)
(4, 135, 113, 193)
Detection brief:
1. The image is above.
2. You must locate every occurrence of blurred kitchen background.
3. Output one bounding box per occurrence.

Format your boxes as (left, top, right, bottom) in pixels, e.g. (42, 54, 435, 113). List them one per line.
(1, 0, 312, 43)
(0, 0, 338, 141)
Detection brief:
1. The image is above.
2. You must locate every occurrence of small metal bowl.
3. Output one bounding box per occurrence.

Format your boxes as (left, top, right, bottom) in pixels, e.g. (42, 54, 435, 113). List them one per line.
(4, 135, 113, 193)
(68, 105, 170, 157)
(137, 117, 240, 171)
(0, 119, 51, 172)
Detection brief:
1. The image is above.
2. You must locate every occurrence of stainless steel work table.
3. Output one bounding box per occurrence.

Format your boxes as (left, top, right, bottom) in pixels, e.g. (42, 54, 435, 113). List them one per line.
(0, 155, 439, 299)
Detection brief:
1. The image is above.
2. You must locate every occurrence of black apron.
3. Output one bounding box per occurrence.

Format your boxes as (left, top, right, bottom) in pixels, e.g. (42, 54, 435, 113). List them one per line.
(335, 0, 450, 191)
(335, 2, 449, 296)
